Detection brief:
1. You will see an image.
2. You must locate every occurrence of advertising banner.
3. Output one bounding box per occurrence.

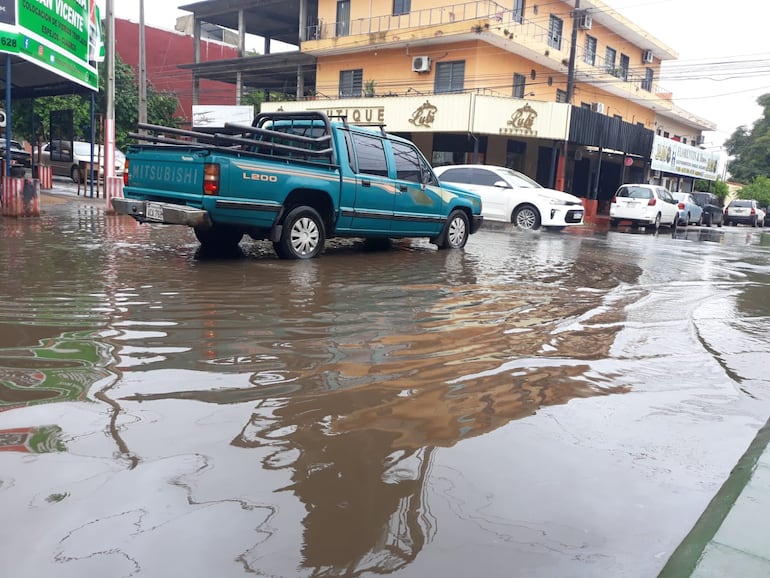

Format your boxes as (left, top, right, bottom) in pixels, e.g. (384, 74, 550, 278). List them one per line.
(651, 135, 719, 181)
(1, 0, 101, 91)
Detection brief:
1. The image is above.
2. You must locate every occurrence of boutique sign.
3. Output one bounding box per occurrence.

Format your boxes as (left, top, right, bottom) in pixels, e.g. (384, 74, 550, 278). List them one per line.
(0, 0, 102, 91)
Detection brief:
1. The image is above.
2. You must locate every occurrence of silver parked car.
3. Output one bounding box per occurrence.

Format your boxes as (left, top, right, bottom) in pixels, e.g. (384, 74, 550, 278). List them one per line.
(724, 199, 766, 227)
(41, 140, 125, 183)
(672, 192, 704, 226)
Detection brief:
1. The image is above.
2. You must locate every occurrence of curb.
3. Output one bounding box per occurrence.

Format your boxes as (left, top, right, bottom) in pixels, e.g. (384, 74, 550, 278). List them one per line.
(657, 416, 770, 577)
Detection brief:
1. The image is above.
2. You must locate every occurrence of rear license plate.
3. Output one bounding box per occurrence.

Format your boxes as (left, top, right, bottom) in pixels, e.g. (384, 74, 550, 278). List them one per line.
(145, 202, 164, 222)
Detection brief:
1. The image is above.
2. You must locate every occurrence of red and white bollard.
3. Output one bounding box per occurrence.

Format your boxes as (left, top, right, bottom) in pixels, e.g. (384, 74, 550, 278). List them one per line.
(105, 176, 123, 214)
(37, 165, 53, 190)
(2, 176, 40, 217)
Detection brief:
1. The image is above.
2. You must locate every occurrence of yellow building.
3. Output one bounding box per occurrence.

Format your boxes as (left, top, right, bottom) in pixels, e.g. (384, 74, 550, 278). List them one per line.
(179, 0, 718, 209)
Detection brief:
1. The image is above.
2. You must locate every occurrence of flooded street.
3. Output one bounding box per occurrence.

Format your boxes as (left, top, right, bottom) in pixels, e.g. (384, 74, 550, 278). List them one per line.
(2, 199, 770, 577)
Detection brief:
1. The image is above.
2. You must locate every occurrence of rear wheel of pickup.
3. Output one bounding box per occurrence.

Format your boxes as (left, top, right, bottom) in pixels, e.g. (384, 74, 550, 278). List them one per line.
(274, 206, 326, 259)
(436, 209, 469, 249)
(194, 225, 243, 249)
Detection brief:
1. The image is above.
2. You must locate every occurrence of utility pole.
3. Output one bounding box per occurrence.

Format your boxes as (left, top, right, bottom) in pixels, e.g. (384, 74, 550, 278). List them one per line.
(139, 0, 148, 130)
(105, 0, 115, 178)
(566, 0, 580, 103)
(555, 0, 580, 191)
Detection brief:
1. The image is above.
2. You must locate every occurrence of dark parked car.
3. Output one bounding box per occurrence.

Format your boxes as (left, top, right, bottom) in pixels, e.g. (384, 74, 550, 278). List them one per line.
(0, 138, 32, 170)
(691, 191, 724, 227)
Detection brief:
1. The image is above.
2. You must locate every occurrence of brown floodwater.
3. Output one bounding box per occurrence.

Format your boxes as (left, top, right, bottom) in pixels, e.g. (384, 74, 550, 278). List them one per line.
(1, 198, 770, 577)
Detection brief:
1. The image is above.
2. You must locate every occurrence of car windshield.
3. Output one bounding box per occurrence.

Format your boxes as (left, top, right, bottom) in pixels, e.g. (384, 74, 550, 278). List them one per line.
(73, 142, 101, 156)
(497, 168, 543, 189)
(617, 186, 653, 199)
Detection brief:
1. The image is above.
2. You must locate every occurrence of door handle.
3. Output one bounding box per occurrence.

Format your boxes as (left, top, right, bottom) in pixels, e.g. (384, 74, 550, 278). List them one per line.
(361, 180, 371, 187)
(399, 185, 407, 192)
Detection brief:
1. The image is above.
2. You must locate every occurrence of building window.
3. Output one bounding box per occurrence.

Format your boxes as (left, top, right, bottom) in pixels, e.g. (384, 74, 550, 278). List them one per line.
(605, 47, 617, 73)
(619, 54, 630, 80)
(513, 73, 526, 98)
(393, 0, 410, 16)
(336, 0, 350, 36)
(339, 69, 363, 97)
(513, 0, 525, 23)
(556, 88, 568, 103)
(434, 61, 465, 94)
(548, 15, 563, 50)
(642, 67, 653, 92)
(584, 35, 597, 66)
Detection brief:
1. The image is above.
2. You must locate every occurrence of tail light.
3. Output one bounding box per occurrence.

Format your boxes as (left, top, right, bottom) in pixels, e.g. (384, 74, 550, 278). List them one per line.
(123, 160, 129, 186)
(750, 208, 756, 215)
(677, 202, 685, 210)
(203, 163, 220, 195)
(648, 198, 657, 206)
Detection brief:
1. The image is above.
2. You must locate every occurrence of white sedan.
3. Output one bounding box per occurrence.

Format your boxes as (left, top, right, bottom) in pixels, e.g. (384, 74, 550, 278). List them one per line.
(433, 164, 584, 230)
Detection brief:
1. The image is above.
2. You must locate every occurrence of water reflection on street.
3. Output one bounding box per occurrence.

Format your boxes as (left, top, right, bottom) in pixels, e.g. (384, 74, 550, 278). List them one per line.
(1, 202, 770, 577)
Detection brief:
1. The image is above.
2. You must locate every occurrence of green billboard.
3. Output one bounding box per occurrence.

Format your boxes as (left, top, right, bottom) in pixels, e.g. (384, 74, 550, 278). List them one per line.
(0, 0, 102, 91)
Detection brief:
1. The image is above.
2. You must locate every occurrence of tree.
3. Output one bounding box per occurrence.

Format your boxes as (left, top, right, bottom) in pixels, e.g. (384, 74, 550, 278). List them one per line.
(5, 54, 181, 151)
(724, 93, 770, 184)
(694, 178, 729, 201)
(737, 175, 770, 207)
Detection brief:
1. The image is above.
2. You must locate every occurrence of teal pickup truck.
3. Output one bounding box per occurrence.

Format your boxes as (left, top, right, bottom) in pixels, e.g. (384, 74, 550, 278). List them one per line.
(112, 111, 483, 259)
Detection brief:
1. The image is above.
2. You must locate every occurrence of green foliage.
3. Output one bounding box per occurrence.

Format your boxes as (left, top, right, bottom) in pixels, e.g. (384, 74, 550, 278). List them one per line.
(724, 93, 770, 184)
(5, 53, 181, 150)
(694, 178, 729, 200)
(737, 175, 770, 207)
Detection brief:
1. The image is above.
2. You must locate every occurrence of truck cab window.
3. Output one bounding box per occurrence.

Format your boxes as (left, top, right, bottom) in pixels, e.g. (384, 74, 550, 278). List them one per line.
(351, 133, 389, 177)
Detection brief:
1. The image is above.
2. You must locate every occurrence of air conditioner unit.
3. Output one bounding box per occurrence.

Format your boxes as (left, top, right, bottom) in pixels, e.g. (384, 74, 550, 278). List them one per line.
(591, 102, 605, 113)
(578, 12, 592, 30)
(642, 49, 654, 63)
(411, 56, 432, 73)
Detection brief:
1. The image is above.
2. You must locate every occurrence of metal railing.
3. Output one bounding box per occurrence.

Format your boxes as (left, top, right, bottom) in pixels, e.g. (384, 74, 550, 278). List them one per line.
(304, 1, 673, 105)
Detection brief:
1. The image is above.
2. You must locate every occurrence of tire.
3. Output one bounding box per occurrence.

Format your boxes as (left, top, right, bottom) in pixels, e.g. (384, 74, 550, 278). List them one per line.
(695, 213, 703, 226)
(752, 216, 758, 228)
(651, 213, 661, 231)
(439, 209, 469, 249)
(704, 213, 711, 227)
(275, 205, 325, 259)
(609, 218, 619, 228)
(513, 204, 541, 230)
(194, 225, 243, 249)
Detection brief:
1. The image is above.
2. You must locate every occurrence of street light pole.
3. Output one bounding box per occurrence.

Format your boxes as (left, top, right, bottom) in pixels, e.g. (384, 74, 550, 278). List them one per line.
(139, 0, 147, 130)
(104, 0, 115, 178)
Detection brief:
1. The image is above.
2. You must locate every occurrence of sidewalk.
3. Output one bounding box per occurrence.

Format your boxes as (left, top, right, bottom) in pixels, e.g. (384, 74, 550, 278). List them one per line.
(658, 417, 770, 577)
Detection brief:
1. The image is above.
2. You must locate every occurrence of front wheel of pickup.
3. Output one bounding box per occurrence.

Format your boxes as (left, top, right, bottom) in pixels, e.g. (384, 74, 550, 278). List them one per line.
(437, 210, 469, 249)
(194, 225, 243, 249)
(274, 206, 326, 259)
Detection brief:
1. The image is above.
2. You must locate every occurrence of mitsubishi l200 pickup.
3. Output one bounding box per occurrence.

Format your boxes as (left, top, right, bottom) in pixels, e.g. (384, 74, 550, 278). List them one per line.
(112, 111, 483, 259)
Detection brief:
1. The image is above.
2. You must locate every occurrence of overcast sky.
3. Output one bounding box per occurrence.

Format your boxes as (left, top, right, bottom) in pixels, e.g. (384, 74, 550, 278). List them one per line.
(97, 0, 770, 148)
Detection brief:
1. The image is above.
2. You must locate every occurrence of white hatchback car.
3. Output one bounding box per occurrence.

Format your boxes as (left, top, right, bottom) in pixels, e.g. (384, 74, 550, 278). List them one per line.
(433, 164, 584, 230)
(609, 184, 679, 230)
(41, 140, 126, 183)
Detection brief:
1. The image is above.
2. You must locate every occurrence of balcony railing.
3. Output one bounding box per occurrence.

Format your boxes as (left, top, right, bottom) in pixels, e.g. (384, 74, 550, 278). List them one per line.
(306, 0, 518, 40)
(304, 0, 673, 106)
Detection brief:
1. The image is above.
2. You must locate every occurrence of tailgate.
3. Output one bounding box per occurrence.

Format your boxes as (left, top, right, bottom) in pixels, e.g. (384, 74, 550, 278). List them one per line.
(124, 146, 209, 206)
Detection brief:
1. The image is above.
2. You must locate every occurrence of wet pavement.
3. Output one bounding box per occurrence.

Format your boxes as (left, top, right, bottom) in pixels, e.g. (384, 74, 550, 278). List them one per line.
(1, 187, 770, 577)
